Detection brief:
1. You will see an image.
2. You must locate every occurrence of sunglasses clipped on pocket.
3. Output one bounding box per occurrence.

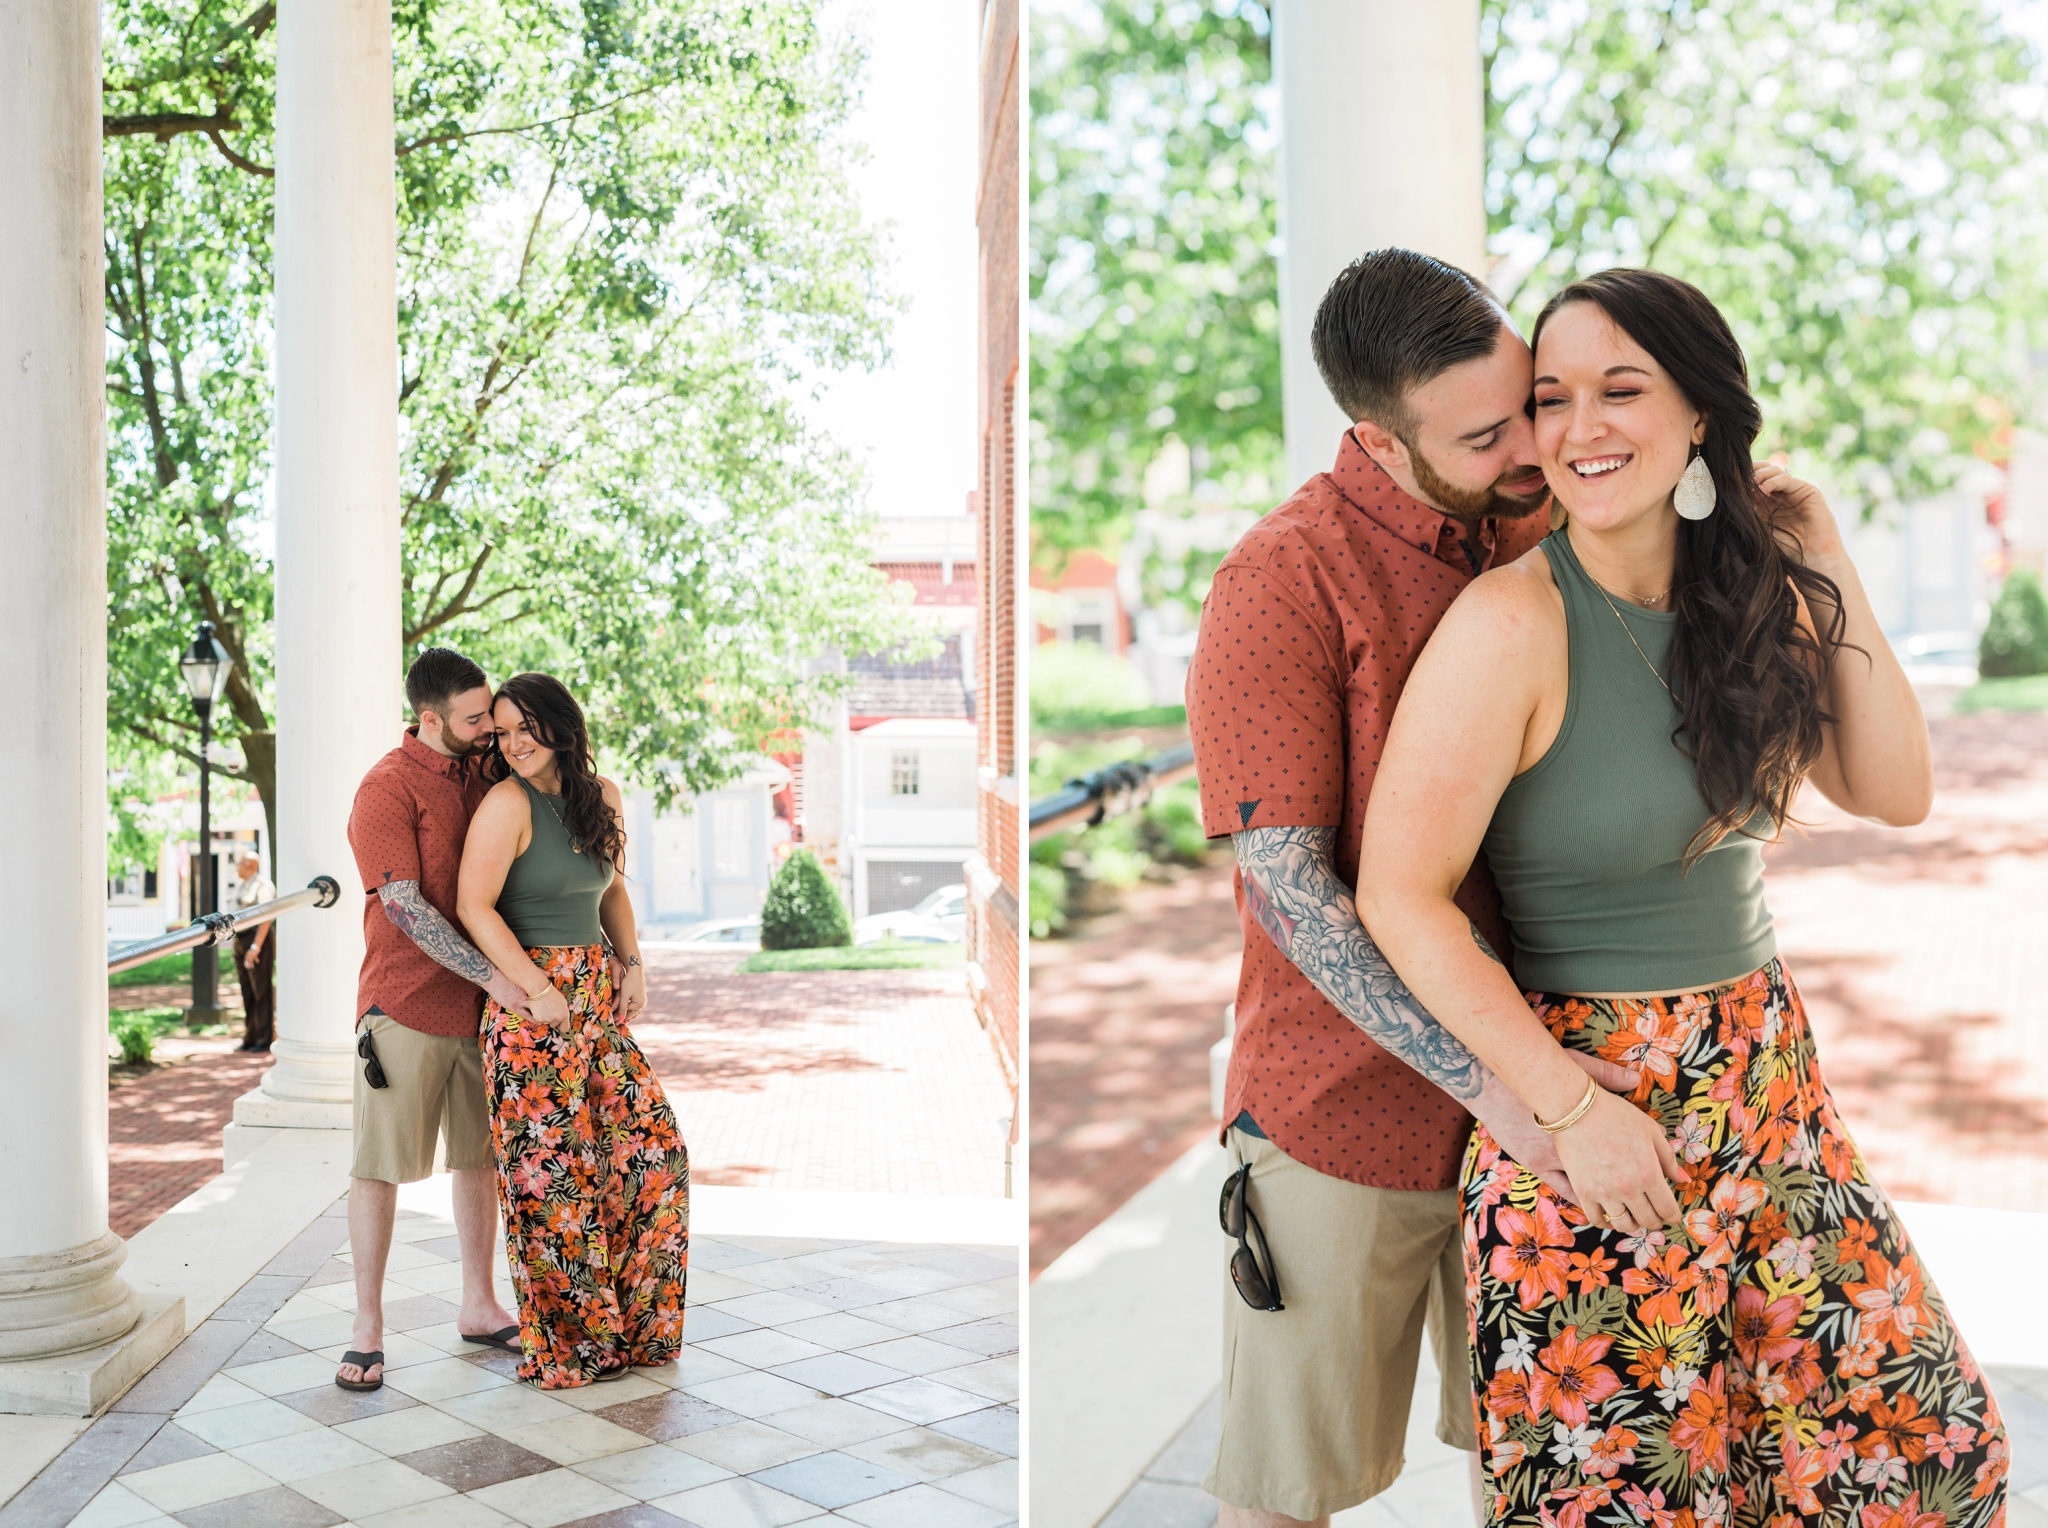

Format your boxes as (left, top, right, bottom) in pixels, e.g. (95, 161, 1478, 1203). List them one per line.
(357, 1029, 388, 1090)
(1220, 1162, 1283, 1311)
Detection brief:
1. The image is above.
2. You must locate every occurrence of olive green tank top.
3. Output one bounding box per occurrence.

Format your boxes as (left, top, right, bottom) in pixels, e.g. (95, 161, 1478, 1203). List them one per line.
(496, 775, 615, 948)
(1481, 532, 1775, 994)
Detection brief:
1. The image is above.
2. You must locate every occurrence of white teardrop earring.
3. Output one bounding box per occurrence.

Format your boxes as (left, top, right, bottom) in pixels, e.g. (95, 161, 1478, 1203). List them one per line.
(1674, 450, 1716, 521)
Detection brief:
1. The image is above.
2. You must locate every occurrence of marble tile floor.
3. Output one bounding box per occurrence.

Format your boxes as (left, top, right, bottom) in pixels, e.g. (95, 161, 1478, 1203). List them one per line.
(7, 1197, 1017, 1528)
(1098, 1353, 2048, 1528)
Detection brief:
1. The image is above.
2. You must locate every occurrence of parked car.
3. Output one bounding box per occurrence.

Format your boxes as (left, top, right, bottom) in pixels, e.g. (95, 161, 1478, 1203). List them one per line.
(665, 917, 761, 949)
(853, 883, 967, 946)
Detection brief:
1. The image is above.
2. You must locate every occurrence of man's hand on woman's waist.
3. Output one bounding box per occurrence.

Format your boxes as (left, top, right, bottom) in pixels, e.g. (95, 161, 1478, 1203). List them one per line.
(1232, 825, 1636, 1204)
(377, 880, 531, 1019)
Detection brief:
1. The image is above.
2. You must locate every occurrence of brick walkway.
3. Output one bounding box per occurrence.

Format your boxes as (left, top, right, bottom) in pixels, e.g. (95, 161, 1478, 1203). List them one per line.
(639, 952, 1012, 1198)
(1027, 864, 1241, 1275)
(105, 954, 1010, 1243)
(109, 1050, 272, 1239)
(1766, 709, 2048, 1211)
(1028, 709, 2048, 1275)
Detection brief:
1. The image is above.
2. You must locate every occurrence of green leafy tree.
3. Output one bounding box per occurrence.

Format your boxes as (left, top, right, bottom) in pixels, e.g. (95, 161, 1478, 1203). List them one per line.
(103, 0, 917, 850)
(1029, 0, 1280, 568)
(758, 849, 852, 949)
(1484, 0, 2048, 503)
(1030, 0, 2048, 558)
(1979, 569, 2048, 677)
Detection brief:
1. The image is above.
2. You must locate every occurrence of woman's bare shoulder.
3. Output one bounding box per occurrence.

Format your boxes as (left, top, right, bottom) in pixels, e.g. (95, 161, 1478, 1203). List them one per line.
(1435, 542, 1562, 650)
(472, 777, 531, 824)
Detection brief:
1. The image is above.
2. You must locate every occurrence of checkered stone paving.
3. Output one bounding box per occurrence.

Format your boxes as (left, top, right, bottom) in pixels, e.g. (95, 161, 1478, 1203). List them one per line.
(12, 1199, 1017, 1528)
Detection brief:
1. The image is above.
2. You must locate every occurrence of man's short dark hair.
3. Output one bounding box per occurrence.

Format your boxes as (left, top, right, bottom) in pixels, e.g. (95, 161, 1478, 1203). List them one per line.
(1311, 249, 1506, 437)
(405, 648, 488, 719)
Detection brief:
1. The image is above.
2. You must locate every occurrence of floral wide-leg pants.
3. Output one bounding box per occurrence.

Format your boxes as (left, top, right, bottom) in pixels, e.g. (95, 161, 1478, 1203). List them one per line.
(1464, 959, 2007, 1527)
(482, 943, 689, 1388)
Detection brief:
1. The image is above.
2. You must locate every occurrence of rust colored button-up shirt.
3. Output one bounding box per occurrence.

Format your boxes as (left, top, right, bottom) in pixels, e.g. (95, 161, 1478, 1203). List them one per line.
(1186, 429, 1548, 1190)
(347, 729, 490, 1037)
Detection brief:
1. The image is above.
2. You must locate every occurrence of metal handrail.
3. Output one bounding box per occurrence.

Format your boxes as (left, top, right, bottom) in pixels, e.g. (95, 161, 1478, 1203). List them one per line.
(1029, 741, 1196, 841)
(107, 875, 343, 975)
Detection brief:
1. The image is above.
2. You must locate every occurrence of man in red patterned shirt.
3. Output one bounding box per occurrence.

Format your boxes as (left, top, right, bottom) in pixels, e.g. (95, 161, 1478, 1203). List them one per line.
(335, 649, 538, 1391)
(1186, 251, 1633, 1525)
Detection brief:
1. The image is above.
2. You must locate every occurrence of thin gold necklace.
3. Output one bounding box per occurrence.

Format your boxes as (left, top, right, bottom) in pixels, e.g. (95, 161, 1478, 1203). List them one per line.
(1565, 532, 1678, 699)
(1589, 581, 1678, 702)
(531, 776, 582, 853)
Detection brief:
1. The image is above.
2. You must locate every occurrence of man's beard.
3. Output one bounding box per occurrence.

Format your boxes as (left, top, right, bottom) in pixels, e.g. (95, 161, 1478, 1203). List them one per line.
(444, 724, 489, 758)
(1406, 440, 1550, 526)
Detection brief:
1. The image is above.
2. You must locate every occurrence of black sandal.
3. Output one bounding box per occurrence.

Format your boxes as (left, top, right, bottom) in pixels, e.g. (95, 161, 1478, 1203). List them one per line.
(335, 1350, 384, 1392)
(460, 1325, 521, 1354)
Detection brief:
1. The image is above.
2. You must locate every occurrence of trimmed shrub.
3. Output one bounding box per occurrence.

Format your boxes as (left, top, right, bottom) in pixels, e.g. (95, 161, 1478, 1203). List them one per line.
(759, 850, 852, 950)
(1980, 569, 2048, 678)
(1029, 641, 1152, 724)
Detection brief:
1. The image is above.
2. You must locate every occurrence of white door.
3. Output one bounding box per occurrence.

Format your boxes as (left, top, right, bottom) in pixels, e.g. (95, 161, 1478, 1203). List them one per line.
(652, 811, 700, 920)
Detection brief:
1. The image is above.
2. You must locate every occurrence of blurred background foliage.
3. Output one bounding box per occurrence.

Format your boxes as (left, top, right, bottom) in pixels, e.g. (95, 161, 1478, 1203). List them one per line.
(1031, 0, 2048, 566)
(103, 0, 919, 856)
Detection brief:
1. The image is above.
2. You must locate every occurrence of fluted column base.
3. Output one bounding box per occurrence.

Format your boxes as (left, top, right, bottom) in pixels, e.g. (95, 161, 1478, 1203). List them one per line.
(0, 1233, 185, 1416)
(233, 1035, 353, 1130)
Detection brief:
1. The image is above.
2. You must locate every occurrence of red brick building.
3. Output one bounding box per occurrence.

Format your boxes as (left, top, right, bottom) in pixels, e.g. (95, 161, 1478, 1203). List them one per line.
(968, 0, 1022, 1116)
(1032, 549, 1133, 653)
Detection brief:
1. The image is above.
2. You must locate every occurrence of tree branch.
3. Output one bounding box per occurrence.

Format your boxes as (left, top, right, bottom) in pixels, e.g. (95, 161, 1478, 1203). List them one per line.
(394, 81, 670, 158)
(402, 543, 504, 644)
(103, 108, 275, 177)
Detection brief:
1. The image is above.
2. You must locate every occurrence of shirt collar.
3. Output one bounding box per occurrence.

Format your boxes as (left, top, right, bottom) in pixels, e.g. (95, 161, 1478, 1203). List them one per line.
(1327, 427, 1503, 574)
(401, 726, 473, 782)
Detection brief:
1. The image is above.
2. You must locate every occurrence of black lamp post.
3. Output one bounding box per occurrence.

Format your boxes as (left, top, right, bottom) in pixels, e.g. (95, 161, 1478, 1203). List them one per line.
(179, 622, 233, 1028)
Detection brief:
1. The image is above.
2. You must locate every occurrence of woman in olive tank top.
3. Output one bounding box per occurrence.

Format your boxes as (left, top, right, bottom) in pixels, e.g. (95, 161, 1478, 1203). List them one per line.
(456, 672, 689, 1389)
(1358, 271, 2004, 1524)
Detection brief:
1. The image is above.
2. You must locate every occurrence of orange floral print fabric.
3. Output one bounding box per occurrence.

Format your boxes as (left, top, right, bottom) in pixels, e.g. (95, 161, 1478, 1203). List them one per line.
(1463, 960, 2007, 1527)
(483, 943, 689, 1388)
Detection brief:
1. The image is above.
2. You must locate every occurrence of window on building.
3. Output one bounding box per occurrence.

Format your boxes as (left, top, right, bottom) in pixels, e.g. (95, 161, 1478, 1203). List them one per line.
(890, 751, 921, 796)
(1069, 622, 1104, 646)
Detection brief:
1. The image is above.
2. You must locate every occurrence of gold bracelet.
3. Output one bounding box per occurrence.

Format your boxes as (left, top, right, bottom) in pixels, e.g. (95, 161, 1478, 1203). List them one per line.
(1534, 1074, 1599, 1135)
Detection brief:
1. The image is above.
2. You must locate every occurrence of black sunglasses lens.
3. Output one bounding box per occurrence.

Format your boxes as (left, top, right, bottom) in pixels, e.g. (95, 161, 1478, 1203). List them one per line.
(1230, 1246, 1275, 1308)
(1219, 1169, 1246, 1237)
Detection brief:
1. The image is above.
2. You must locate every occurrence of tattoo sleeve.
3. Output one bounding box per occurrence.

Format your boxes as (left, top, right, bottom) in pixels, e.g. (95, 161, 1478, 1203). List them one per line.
(377, 880, 493, 985)
(1233, 825, 1491, 1101)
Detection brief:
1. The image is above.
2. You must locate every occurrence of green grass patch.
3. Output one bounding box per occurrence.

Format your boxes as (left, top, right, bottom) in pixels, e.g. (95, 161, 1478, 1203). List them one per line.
(1952, 674, 2048, 714)
(108, 1007, 188, 1065)
(738, 940, 965, 973)
(110, 952, 197, 987)
(1033, 703, 1188, 736)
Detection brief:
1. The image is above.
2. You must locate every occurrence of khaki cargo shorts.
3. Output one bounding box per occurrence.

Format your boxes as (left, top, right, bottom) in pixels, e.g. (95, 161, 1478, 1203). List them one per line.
(350, 1010, 494, 1184)
(1204, 1125, 1477, 1521)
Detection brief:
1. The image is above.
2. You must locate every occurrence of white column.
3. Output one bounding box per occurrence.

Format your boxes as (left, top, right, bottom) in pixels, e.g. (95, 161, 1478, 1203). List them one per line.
(241, 0, 401, 1128)
(1274, 0, 1487, 489)
(0, 0, 143, 1366)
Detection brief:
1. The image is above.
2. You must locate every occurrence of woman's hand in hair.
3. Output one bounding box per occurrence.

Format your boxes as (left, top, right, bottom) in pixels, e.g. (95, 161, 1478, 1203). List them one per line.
(1753, 461, 1845, 564)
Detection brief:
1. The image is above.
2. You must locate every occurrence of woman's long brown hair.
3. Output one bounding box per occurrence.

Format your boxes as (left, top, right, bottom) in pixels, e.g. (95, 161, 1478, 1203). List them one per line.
(1531, 269, 1848, 864)
(481, 672, 627, 868)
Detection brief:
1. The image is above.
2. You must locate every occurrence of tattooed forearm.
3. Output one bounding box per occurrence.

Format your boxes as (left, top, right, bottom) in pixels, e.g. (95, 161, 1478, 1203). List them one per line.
(1472, 924, 1504, 964)
(378, 880, 493, 984)
(1233, 826, 1489, 1101)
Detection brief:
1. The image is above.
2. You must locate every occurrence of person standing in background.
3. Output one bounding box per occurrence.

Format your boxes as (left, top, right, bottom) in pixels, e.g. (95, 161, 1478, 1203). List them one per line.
(231, 850, 276, 1052)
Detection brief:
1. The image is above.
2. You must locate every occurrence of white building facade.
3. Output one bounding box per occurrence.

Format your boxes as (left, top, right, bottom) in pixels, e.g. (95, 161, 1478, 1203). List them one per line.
(620, 759, 790, 932)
